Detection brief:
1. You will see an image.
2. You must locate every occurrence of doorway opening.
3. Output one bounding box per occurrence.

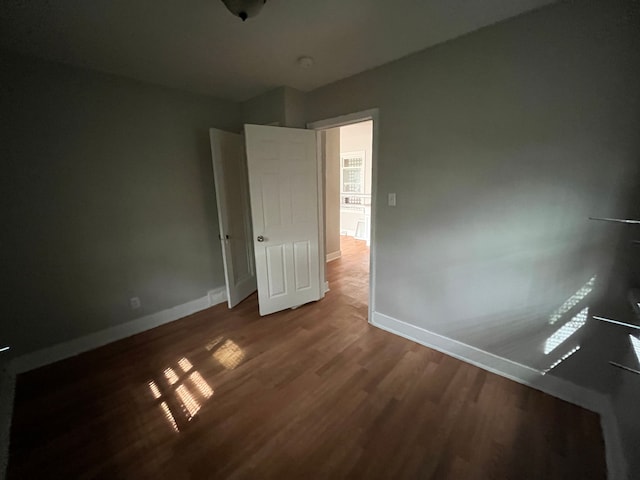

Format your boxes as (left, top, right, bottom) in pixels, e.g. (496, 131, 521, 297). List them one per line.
(309, 110, 378, 321)
(337, 121, 373, 246)
(210, 110, 378, 320)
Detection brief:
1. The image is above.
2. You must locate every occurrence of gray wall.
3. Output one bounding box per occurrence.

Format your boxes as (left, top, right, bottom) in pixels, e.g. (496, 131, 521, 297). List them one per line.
(308, 0, 640, 392)
(241, 86, 306, 128)
(1, 51, 241, 357)
(325, 128, 341, 257)
(241, 87, 286, 126)
(283, 87, 307, 128)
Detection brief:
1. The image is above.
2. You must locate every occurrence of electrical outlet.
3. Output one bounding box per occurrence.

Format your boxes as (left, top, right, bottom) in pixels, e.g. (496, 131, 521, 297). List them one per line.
(388, 193, 396, 206)
(130, 297, 141, 309)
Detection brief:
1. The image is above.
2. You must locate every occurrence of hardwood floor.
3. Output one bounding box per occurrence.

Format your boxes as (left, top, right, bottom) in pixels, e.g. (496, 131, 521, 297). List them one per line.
(8, 236, 606, 479)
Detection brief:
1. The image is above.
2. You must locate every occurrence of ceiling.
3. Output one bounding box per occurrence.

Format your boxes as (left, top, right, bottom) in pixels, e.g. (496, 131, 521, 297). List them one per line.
(0, 0, 557, 102)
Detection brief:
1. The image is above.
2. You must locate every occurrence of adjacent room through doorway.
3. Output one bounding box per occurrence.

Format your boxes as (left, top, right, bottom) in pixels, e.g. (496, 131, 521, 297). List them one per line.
(322, 119, 374, 309)
(337, 121, 373, 245)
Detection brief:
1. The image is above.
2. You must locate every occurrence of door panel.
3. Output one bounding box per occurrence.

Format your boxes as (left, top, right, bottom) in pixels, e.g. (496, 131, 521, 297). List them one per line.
(266, 244, 287, 297)
(293, 241, 311, 290)
(209, 128, 256, 308)
(245, 124, 322, 316)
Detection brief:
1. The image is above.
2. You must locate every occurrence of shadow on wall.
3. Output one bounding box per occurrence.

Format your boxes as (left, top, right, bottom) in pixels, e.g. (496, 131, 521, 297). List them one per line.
(506, 163, 640, 390)
(1, 52, 238, 358)
(513, 161, 640, 477)
(600, 164, 640, 476)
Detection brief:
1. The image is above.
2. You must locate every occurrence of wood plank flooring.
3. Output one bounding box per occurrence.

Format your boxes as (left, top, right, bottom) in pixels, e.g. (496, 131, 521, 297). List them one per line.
(8, 236, 606, 479)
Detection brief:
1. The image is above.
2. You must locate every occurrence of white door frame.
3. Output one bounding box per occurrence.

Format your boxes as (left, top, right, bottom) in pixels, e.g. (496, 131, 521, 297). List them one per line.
(307, 108, 379, 324)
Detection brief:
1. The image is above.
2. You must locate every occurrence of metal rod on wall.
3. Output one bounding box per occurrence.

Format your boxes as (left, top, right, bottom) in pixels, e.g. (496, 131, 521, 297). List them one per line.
(592, 316, 640, 330)
(589, 217, 640, 224)
(610, 361, 640, 375)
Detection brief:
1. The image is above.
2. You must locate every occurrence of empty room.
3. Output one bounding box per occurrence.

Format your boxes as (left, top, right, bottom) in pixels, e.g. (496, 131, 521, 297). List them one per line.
(1, 0, 639, 478)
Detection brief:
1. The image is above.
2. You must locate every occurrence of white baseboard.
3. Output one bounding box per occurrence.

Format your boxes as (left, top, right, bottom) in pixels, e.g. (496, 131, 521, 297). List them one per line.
(371, 311, 626, 480)
(9, 286, 227, 375)
(208, 288, 227, 307)
(326, 250, 341, 263)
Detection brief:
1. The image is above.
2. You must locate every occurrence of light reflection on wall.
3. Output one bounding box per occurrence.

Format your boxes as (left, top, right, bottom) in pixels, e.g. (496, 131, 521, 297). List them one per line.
(213, 339, 245, 370)
(544, 308, 589, 355)
(148, 357, 214, 433)
(541, 346, 581, 375)
(630, 335, 640, 366)
(549, 276, 596, 325)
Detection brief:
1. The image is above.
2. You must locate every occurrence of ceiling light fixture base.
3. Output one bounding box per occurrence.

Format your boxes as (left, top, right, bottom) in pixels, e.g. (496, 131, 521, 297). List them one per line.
(297, 56, 314, 69)
(221, 0, 267, 22)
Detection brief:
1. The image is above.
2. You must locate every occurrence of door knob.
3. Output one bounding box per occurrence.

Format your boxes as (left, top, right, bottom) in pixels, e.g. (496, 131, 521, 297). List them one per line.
(257, 235, 264, 242)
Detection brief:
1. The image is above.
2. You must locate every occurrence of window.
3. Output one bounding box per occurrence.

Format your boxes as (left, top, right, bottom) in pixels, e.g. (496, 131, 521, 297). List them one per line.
(341, 151, 365, 194)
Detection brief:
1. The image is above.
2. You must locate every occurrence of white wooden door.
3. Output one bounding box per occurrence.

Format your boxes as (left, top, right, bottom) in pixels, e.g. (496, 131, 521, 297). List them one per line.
(209, 128, 256, 308)
(244, 124, 322, 316)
